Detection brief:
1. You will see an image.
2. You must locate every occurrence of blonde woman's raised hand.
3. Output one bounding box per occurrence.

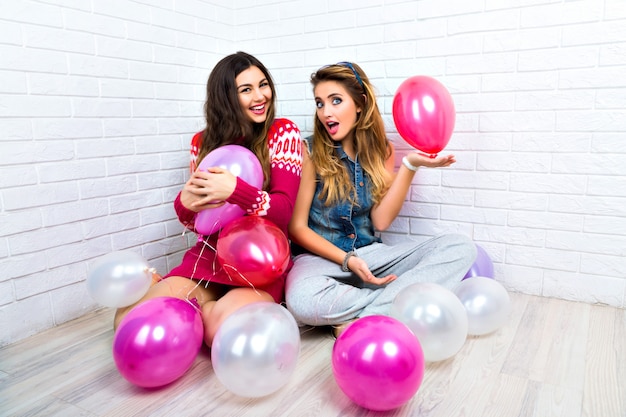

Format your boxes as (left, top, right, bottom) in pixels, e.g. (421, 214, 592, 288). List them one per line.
(407, 152, 456, 168)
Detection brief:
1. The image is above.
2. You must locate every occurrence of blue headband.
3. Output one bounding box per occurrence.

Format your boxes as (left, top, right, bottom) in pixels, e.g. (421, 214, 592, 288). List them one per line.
(337, 61, 364, 90)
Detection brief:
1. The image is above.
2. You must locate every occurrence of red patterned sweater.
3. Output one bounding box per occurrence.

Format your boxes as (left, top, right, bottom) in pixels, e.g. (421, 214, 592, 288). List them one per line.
(163, 118, 303, 302)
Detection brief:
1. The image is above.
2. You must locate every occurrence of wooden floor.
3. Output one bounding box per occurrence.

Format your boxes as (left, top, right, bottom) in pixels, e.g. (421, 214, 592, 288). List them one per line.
(1, 292, 625, 417)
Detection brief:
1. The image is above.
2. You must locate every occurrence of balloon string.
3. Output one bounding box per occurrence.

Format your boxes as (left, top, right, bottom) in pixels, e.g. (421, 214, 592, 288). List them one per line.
(190, 236, 219, 289)
(185, 297, 201, 314)
(196, 217, 223, 288)
(182, 236, 216, 312)
(180, 217, 264, 306)
(199, 218, 261, 295)
(220, 263, 261, 296)
(190, 238, 205, 282)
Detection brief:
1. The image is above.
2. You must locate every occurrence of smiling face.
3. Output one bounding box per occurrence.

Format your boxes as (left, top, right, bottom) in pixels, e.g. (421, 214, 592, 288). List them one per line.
(236, 65, 273, 124)
(314, 80, 361, 142)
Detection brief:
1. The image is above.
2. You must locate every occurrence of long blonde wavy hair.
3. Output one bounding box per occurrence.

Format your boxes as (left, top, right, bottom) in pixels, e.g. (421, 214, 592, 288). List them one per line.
(310, 62, 391, 206)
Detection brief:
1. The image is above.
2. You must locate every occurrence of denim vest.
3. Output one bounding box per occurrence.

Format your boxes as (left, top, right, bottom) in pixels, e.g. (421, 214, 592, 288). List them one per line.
(295, 138, 381, 255)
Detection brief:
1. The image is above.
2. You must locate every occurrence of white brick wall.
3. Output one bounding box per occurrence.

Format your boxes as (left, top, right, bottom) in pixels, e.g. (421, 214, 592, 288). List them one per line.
(0, 0, 233, 346)
(1, 0, 625, 346)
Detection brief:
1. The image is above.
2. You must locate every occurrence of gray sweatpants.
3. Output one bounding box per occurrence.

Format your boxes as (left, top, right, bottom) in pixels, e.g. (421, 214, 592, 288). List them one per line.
(285, 234, 477, 326)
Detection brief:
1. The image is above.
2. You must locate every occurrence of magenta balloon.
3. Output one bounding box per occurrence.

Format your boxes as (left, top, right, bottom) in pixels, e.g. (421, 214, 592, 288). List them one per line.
(331, 316, 425, 411)
(216, 216, 290, 288)
(392, 75, 456, 155)
(463, 244, 495, 280)
(113, 297, 203, 388)
(195, 145, 263, 235)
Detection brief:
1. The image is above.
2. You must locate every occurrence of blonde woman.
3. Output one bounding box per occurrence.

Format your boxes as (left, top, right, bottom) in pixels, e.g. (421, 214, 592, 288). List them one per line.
(285, 62, 475, 335)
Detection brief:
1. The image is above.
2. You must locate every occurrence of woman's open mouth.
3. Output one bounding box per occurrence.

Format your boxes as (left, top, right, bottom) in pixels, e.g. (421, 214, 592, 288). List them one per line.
(327, 121, 339, 135)
(250, 104, 266, 115)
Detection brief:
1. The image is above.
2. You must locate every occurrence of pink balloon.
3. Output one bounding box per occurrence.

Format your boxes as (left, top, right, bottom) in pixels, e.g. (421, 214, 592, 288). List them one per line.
(332, 315, 425, 411)
(392, 75, 456, 156)
(195, 145, 263, 236)
(113, 297, 203, 388)
(216, 216, 290, 288)
(463, 244, 495, 280)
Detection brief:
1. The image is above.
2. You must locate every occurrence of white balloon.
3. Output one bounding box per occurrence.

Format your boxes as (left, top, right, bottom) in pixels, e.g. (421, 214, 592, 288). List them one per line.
(391, 282, 468, 362)
(453, 277, 511, 336)
(86, 251, 152, 308)
(211, 302, 301, 397)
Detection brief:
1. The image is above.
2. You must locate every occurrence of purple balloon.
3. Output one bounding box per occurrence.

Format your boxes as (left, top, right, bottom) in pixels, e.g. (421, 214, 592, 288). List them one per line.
(195, 145, 263, 236)
(463, 244, 494, 280)
(331, 316, 425, 411)
(113, 297, 203, 388)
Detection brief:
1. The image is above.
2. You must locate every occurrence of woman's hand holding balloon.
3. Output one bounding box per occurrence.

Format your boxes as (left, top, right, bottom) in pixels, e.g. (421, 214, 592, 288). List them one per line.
(181, 168, 236, 211)
(406, 152, 456, 169)
(180, 172, 210, 211)
(192, 166, 237, 206)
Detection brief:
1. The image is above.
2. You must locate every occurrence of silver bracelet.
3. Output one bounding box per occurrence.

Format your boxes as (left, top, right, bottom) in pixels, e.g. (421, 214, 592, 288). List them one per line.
(402, 156, 419, 172)
(341, 250, 356, 272)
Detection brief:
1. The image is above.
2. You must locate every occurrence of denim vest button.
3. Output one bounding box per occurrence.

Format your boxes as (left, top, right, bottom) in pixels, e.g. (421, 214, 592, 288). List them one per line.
(302, 136, 382, 253)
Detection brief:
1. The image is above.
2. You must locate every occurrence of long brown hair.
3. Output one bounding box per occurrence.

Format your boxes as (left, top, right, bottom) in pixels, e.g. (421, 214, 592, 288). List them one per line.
(196, 51, 276, 189)
(310, 62, 391, 205)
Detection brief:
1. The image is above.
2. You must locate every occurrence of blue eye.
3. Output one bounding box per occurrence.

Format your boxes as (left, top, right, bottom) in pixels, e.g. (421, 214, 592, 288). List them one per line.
(332, 97, 342, 105)
(315, 101, 323, 109)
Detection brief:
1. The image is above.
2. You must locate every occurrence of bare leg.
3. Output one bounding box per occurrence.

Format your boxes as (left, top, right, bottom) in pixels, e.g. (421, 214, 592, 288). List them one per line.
(113, 276, 222, 330)
(201, 287, 273, 346)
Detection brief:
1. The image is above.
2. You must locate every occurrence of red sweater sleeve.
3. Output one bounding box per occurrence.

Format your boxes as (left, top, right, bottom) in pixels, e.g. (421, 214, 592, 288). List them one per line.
(173, 191, 196, 230)
(171, 131, 203, 230)
(226, 118, 302, 235)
